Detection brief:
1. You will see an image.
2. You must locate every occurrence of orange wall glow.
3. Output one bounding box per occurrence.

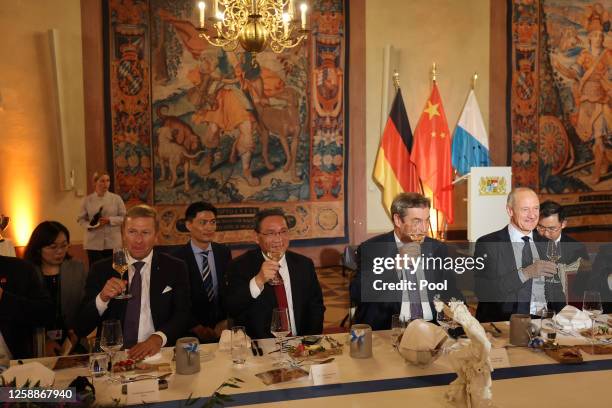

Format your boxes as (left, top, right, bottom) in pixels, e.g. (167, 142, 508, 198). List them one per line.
(7, 182, 36, 247)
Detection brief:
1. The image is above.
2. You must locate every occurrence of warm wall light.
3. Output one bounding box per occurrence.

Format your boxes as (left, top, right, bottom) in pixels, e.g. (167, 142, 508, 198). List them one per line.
(9, 182, 35, 246)
(0, 89, 4, 112)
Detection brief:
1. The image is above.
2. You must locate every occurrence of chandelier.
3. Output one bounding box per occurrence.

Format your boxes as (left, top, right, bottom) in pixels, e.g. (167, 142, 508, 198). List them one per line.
(196, 0, 309, 54)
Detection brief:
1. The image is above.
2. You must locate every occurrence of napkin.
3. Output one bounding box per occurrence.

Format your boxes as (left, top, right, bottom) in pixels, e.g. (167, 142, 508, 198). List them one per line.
(1, 362, 55, 387)
(553, 305, 592, 331)
(399, 319, 447, 351)
(218, 330, 251, 352)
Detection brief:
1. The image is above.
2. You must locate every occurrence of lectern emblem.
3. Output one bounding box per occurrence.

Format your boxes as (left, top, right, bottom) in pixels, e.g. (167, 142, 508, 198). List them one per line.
(479, 176, 507, 196)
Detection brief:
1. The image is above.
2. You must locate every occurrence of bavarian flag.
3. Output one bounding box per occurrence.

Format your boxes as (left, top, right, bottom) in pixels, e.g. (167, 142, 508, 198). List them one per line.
(373, 88, 421, 216)
(451, 89, 490, 176)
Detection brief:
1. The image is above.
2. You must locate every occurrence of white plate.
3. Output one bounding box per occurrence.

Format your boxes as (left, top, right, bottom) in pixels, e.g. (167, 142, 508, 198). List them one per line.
(1, 362, 55, 387)
(142, 352, 163, 363)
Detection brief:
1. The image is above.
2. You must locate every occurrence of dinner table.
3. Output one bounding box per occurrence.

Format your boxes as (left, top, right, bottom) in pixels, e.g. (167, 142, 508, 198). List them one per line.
(7, 318, 612, 407)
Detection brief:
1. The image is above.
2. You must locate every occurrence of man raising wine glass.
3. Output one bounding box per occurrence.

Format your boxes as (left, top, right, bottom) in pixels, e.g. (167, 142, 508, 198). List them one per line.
(76, 205, 190, 360)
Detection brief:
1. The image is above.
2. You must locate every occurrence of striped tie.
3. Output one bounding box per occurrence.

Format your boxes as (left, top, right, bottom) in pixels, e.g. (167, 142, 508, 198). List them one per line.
(201, 251, 214, 302)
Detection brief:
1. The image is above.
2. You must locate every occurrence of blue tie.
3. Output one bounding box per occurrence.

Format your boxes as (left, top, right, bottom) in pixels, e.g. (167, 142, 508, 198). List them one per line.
(124, 261, 145, 348)
(201, 252, 214, 302)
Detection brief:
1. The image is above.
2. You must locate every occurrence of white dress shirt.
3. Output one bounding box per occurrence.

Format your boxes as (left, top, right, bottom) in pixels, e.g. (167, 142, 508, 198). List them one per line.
(249, 253, 298, 336)
(508, 224, 546, 315)
(394, 233, 433, 321)
(95, 250, 167, 346)
(0, 331, 12, 365)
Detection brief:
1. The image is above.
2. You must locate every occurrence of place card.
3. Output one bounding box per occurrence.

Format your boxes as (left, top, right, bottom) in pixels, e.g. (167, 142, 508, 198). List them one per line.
(127, 379, 160, 404)
(489, 348, 511, 368)
(309, 362, 340, 385)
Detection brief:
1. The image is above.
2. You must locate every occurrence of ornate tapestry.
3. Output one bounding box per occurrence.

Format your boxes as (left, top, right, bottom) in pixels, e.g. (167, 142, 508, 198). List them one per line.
(106, 0, 347, 244)
(510, 0, 611, 228)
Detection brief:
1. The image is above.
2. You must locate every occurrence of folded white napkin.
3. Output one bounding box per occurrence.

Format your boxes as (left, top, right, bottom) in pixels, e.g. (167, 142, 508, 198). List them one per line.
(399, 319, 447, 351)
(1, 362, 55, 387)
(218, 329, 251, 352)
(553, 305, 592, 331)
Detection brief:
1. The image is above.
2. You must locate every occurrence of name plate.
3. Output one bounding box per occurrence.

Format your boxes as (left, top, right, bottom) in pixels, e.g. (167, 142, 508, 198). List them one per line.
(309, 362, 340, 385)
(127, 379, 160, 404)
(489, 348, 511, 369)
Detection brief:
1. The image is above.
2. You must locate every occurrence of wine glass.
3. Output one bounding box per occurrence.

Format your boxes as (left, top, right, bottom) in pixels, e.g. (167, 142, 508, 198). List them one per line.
(264, 251, 285, 286)
(546, 240, 562, 284)
(270, 308, 291, 365)
(583, 291, 603, 348)
(100, 319, 123, 379)
(408, 233, 425, 244)
(112, 248, 132, 299)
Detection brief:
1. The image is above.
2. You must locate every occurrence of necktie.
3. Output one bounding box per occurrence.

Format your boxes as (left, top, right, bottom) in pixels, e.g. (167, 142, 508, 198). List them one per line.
(400, 245, 423, 319)
(271, 265, 291, 335)
(124, 261, 145, 348)
(201, 251, 214, 302)
(521, 236, 533, 268)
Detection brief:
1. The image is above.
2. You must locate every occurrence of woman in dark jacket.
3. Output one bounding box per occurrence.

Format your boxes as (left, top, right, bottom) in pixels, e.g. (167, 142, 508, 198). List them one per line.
(24, 221, 88, 356)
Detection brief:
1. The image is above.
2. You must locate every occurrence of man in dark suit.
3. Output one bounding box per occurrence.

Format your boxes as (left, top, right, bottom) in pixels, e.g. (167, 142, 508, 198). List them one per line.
(350, 193, 462, 331)
(225, 208, 325, 339)
(589, 244, 612, 313)
(475, 188, 564, 323)
(0, 256, 53, 359)
(76, 205, 190, 360)
(172, 202, 232, 343)
(537, 200, 590, 300)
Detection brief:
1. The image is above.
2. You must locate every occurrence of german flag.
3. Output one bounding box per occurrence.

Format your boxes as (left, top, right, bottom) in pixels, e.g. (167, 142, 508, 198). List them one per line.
(373, 88, 421, 215)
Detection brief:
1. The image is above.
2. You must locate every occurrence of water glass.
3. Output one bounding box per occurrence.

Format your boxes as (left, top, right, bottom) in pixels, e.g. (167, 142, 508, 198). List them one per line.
(89, 353, 109, 378)
(391, 314, 407, 346)
(231, 326, 247, 365)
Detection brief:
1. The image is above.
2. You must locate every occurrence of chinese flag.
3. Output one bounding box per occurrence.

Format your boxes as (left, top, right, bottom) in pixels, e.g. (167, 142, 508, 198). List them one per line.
(411, 83, 454, 224)
(373, 88, 421, 215)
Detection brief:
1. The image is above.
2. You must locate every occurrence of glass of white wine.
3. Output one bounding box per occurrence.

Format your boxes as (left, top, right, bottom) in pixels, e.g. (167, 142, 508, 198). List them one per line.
(408, 233, 425, 244)
(112, 248, 131, 300)
(271, 308, 291, 366)
(546, 240, 562, 284)
(583, 291, 603, 349)
(264, 251, 284, 286)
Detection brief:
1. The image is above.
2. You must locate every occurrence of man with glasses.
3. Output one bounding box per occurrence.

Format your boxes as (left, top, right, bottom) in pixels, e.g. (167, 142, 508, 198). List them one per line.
(172, 202, 232, 343)
(537, 200, 589, 299)
(350, 192, 462, 330)
(76, 205, 190, 360)
(225, 208, 325, 339)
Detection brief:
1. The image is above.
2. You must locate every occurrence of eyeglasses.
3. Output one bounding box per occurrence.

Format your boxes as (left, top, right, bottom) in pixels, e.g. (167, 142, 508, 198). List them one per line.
(43, 243, 69, 252)
(537, 225, 562, 233)
(259, 229, 289, 238)
(195, 219, 217, 226)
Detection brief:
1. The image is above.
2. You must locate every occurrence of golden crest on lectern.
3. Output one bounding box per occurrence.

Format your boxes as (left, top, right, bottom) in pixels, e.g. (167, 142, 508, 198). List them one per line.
(478, 176, 507, 196)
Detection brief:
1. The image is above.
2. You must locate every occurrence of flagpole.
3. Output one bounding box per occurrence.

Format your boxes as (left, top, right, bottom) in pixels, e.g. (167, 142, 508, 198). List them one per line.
(471, 72, 478, 90)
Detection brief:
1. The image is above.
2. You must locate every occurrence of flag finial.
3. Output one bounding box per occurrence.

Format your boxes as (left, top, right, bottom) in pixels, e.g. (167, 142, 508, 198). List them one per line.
(471, 72, 478, 89)
(393, 70, 400, 90)
(431, 62, 438, 83)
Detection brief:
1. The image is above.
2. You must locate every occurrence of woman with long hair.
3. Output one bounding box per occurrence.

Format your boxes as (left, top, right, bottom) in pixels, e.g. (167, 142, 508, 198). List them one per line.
(24, 221, 87, 356)
(77, 171, 126, 266)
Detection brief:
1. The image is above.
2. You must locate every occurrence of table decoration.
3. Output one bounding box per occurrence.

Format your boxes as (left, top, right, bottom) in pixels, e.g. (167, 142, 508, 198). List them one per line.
(396, 320, 447, 367)
(434, 298, 494, 408)
(349, 324, 372, 358)
(176, 337, 200, 375)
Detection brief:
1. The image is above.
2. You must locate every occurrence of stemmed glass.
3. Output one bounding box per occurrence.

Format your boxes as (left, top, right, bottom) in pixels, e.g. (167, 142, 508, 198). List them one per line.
(546, 240, 562, 284)
(270, 308, 291, 366)
(264, 251, 285, 286)
(408, 233, 425, 244)
(100, 319, 123, 380)
(112, 248, 131, 299)
(583, 291, 603, 349)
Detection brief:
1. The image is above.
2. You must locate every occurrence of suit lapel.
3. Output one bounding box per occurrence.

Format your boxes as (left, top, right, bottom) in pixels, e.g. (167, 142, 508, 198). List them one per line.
(149, 251, 164, 327)
(211, 243, 224, 289)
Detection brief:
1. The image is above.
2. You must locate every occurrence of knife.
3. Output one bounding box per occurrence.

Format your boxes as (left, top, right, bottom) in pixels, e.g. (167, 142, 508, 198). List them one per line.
(254, 340, 263, 356)
(250, 341, 258, 356)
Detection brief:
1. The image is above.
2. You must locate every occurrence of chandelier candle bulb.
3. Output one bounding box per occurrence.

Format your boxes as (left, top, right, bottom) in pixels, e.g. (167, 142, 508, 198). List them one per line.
(198, 2, 205, 28)
(289, 0, 295, 18)
(214, 0, 219, 18)
(283, 12, 290, 37)
(300, 3, 307, 29)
